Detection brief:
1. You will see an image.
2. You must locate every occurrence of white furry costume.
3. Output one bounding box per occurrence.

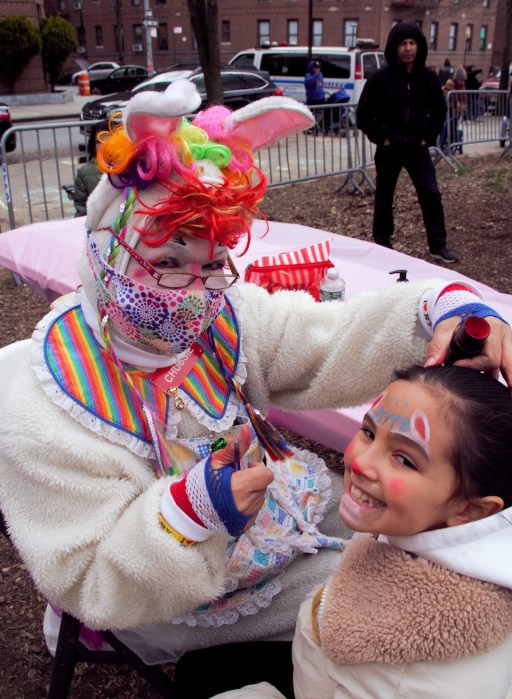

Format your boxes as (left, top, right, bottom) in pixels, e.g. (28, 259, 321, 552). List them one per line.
(0, 81, 455, 663)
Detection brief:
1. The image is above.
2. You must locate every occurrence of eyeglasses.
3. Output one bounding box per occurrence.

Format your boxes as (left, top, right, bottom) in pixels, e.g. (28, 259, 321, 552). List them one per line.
(99, 227, 240, 290)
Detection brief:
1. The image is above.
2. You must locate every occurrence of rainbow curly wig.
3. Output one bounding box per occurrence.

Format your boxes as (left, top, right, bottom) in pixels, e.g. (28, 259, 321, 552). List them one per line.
(95, 105, 266, 255)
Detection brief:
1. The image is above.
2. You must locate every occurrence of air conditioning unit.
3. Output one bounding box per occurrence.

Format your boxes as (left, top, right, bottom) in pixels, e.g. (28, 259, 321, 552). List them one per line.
(77, 46, 86, 54)
(132, 43, 144, 52)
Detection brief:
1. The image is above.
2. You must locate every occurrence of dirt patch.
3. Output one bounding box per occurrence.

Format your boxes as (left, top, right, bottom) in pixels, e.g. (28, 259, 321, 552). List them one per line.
(0, 152, 510, 698)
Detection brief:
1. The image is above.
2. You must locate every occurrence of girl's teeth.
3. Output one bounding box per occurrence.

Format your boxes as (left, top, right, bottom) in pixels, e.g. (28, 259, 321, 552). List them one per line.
(351, 485, 384, 508)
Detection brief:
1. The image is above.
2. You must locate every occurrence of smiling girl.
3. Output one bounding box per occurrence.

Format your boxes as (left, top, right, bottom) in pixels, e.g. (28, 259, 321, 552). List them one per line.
(291, 364, 512, 699)
(213, 365, 512, 699)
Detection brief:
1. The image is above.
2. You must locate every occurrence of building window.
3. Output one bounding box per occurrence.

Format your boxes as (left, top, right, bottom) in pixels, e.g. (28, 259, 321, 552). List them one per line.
(133, 23, 143, 43)
(448, 23, 458, 51)
(77, 25, 86, 46)
(155, 0, 167, 5)
(131, 0, 141, 6)
(483, 0, 490, 6)
(479, 25, 487, 49)
(465, 24, 473, 52)
(287, 19, 298, 46)
(95, 25, 103, 46)
(222, 20, 230, 43)
(415, 20, 423, 32)
(158, 22, 168, 50)
(258, 20, 270, 46)
(312, 19, 323, 46)
(429, 21, 438, 50)
(344, 19, 358, 47)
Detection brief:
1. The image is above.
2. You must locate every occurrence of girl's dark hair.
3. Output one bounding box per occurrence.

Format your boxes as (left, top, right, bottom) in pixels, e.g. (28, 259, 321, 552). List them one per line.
(394, 365, 512, 507)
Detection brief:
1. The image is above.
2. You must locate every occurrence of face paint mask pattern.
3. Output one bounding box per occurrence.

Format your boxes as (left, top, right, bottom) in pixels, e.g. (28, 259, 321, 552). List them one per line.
(89, 236, 225, 354)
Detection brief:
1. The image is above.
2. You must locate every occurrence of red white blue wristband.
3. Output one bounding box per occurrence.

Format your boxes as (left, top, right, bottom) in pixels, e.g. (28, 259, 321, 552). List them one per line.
(419, 281, 484, 336)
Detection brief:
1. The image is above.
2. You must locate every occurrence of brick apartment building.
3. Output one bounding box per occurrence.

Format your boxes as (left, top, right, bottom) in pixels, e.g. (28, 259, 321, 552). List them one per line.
(1, 0, 508, 93)
(51, 0, 505, 76)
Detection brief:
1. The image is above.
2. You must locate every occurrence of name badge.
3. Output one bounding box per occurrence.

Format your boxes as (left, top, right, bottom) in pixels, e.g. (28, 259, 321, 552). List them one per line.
(150, 342, 204, 395)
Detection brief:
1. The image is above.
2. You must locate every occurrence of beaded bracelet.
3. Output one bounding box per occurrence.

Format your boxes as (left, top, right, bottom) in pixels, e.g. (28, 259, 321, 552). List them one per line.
(158, 513, 196, 546)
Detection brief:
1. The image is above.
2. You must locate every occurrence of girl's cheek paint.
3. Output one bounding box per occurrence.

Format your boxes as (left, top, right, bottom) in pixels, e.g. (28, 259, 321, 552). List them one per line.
(350, 459, 362, 475)
(388, 477, 407, 496)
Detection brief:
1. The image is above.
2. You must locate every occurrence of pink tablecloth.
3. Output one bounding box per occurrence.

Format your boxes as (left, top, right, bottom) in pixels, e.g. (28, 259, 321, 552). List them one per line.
(1, 217, 511, 451)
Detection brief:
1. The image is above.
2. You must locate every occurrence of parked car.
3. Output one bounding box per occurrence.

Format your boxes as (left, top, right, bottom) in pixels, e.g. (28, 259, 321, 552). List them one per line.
(89, 65, 155, 95)
(71, 61, 120, 85)
(81, 68, 282, 127)
(481, 66, 512, 91)
(0, 103, 16, 154)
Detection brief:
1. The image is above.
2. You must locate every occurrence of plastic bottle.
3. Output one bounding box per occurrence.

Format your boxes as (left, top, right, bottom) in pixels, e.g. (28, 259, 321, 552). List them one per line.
(319, 267, 345, 302)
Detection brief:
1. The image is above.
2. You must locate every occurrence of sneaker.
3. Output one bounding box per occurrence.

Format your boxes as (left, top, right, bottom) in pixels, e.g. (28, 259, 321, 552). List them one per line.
(430, 247, 459, 264)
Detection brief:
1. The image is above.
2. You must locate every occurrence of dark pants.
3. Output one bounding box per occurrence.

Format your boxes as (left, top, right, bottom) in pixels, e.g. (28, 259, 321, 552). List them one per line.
(372, 143, 447, 253)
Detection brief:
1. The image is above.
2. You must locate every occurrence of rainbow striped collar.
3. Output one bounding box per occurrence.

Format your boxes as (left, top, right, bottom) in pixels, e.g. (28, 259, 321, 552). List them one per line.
(43, 300, 240, 443)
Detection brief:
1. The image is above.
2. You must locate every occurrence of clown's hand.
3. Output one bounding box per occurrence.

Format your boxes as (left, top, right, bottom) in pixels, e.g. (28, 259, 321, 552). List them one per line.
(421, 282, 512, 384)
(161, 425, 273, 542)
(427, 315, 512, 384)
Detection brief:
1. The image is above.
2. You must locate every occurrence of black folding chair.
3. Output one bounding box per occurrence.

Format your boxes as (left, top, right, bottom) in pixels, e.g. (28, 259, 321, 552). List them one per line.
(0, 508, 178, 699)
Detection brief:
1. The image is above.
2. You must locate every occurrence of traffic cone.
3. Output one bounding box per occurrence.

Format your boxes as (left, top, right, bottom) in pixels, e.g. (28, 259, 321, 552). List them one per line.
(78, 72, 90, 96)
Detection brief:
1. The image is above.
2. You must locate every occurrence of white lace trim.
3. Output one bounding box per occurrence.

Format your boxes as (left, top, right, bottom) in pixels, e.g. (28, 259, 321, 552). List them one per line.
(171, 575, 283, 627)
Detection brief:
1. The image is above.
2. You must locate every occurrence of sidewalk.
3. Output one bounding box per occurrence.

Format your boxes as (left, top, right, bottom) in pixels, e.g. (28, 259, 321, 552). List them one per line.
(9, 88, 92, 123)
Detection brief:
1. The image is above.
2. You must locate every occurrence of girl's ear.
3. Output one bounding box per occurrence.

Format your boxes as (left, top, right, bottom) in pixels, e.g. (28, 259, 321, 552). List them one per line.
(446, 496, 504, 527)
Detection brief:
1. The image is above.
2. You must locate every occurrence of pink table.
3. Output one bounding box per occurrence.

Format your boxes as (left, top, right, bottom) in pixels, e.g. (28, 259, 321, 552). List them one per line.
(1, 217, 511, 452)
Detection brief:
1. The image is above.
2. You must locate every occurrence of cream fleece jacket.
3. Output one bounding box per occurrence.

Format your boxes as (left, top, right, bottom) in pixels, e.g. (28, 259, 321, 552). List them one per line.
(0, 280, 434, 639)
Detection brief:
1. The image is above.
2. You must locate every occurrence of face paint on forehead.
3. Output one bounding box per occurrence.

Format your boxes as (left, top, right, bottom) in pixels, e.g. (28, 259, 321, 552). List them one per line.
(368, 396, 432, 458)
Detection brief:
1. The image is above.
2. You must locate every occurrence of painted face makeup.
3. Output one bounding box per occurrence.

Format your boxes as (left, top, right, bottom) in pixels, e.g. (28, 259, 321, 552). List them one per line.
(368, 391, 432, 460)
(339, 380, 466, 537)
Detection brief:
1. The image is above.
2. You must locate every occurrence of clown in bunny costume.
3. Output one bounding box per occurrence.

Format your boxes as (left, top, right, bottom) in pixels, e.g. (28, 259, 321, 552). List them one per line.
(0, 80, 510, 666)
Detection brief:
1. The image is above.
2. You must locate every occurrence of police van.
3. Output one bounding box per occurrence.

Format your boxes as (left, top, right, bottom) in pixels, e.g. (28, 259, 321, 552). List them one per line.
(228, 41, 386, 104)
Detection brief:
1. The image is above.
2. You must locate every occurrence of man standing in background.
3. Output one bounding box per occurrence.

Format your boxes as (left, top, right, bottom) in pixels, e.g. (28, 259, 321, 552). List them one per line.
(304, 60, 326, 133)
(357, 23, 459, 263)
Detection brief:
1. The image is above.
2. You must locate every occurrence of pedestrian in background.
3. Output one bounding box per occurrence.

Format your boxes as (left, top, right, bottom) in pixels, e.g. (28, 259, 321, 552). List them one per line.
(438, 58, 454, 86)
(357, 23, 459, 263)
(304, 60, 325, 133)
(73, 122, 103, 217)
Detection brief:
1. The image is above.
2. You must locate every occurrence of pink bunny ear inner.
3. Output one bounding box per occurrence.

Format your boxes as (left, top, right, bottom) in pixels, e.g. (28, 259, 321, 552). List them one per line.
(126, 114, 182, 142)
(123, 79, 202, 142)
(229, 97, 315, 152)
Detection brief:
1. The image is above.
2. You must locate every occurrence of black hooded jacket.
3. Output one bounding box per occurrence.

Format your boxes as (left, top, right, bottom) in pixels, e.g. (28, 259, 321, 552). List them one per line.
(356, 23, 446, 146)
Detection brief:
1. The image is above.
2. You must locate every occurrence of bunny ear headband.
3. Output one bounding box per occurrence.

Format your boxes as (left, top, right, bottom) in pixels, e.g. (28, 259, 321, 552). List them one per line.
(85, 79, 314, 253)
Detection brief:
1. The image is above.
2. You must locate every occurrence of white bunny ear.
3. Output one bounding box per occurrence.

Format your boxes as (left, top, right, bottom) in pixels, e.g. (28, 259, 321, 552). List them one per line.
(229, 96, 315, 151)
(124, 79, 202, 142)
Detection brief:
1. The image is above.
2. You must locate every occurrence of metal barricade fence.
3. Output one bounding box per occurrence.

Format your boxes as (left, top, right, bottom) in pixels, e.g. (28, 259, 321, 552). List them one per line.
(0, 119, 101, 232)
(1, 97, 510, 231)
(0, 109, 372, 231)
(442, 89, 510, 165)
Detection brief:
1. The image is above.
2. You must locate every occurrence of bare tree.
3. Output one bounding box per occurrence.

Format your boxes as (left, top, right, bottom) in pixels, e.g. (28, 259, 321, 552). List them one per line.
(186, 0, 223, 104)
